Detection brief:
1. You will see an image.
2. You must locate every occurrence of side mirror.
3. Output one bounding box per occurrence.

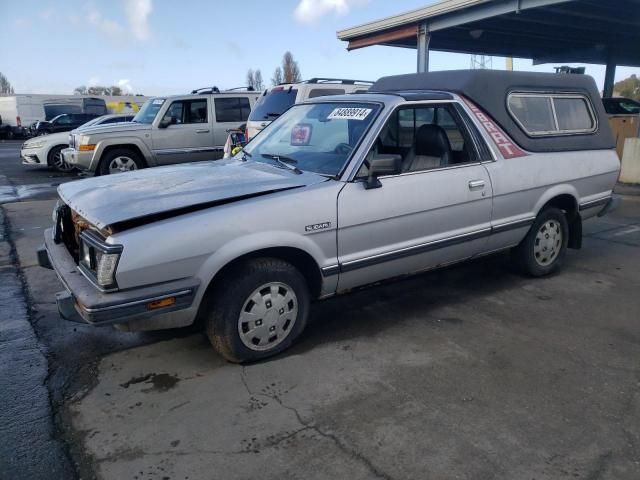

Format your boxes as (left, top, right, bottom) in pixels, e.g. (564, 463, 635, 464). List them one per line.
(159, 116, 176, 128)
(365, 154, 402, 189)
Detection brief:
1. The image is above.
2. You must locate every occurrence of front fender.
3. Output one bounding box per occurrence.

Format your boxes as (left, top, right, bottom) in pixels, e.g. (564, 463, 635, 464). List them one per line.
(195, 230, 337, 300)
(92, 137, 153, 170)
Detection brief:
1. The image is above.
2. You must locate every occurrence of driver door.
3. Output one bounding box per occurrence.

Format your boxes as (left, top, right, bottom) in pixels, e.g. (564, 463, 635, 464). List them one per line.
(336, 102, 493, 291)
(152, 98, 214, 165)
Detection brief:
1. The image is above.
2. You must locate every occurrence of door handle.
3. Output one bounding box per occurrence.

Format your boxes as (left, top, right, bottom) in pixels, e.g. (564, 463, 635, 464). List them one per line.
(468, 179, 485, 190)
(196, 129, 210, 133)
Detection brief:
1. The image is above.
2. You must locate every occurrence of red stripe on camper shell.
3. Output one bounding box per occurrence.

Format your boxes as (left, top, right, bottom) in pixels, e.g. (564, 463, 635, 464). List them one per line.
(460, 96, 528, 159)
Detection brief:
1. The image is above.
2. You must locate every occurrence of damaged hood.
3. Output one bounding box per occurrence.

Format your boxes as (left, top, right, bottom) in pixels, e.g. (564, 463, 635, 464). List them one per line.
(58, 160, 328, 230)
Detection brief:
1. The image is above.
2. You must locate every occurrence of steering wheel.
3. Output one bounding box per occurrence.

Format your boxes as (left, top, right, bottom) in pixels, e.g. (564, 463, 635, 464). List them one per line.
(334, 143, 354, 155)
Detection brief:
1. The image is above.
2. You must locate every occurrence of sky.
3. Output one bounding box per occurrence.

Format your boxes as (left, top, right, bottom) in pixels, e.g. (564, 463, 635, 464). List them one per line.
(1, 0, 638, 96)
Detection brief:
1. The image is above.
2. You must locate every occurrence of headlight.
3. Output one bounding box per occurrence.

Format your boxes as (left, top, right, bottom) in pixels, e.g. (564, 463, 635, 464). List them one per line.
(78, 230, 123, 291)
(25, 140, 46, 149)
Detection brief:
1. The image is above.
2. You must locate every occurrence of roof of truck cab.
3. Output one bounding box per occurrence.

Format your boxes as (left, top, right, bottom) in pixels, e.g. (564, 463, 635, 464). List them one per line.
(299, 91, 453, 104)
(370, 69, 615, 152)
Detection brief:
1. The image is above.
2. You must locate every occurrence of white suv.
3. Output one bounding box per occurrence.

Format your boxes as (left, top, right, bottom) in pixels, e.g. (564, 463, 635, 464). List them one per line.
(246, 78, 372, 141)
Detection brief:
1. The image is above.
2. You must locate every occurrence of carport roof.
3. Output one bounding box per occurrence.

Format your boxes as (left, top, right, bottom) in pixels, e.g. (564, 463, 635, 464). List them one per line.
(336, 0, 640, 67)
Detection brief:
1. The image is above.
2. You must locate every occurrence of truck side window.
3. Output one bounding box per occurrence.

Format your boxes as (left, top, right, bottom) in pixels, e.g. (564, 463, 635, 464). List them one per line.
(215, 97, 252, 122)
(508, 93, 596, 136)
(163, 102, 184, 124)
(359, 104, 475, 177)
(187, 100, 208, 124)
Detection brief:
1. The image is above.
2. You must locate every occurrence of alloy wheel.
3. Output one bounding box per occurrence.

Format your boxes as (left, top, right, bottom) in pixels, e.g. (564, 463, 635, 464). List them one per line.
(108, 156, 138, 173)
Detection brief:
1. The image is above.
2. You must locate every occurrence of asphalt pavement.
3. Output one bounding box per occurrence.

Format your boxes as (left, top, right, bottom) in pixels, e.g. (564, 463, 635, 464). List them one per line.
(1, 139, 639, 479)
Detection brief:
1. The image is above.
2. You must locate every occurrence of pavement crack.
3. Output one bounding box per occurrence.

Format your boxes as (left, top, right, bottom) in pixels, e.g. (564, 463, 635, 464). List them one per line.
(585, 450, 613, 480)
(239, 366, 394, 480)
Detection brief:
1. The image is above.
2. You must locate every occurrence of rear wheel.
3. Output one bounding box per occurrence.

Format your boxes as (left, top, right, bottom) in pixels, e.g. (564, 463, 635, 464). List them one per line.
(48, 145, 73, 172)
(512, 207, 569, 277)
(99, 148, 144, 175)
(204, 258, 310, 363)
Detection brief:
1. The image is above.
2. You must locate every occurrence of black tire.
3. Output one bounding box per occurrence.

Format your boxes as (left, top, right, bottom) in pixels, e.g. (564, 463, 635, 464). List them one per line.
(512, 207, 569, 277)
(204, 258, 310, 363)
(48, 145, 73, 172)
(99, 148, 145, 175)
(5, 130, 14, 140)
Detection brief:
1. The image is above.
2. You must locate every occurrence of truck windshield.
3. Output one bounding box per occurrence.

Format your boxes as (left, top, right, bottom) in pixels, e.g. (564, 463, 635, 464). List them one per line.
(133, 98, 165, 124)
(240, 102, 379, 177)
(248, 89, 298, 121)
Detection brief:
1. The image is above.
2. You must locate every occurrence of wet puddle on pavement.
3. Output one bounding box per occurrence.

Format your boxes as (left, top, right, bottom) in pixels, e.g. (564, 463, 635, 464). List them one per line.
(0, 184, 60, 204)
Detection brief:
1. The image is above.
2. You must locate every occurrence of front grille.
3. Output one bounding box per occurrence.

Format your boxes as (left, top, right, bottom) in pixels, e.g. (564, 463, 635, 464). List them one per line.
(69, 134, 76, 149)
(54, 204, 79, 262)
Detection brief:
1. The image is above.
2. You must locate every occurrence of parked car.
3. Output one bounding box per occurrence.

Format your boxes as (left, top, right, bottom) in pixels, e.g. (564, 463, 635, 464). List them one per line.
(20, 114, 134, 172)
(32, 113, 103, 136)
(61, 89, 260, 175)
(39, 70, 620, 363)
(246, 78, 372, 141)
(602, 97, 640, 115)
(0, 95, 109, 139)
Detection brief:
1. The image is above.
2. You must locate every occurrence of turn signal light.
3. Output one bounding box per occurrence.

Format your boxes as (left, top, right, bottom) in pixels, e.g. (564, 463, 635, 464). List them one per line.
(147, 297, 176, 310)
(79, 144, 96, 151)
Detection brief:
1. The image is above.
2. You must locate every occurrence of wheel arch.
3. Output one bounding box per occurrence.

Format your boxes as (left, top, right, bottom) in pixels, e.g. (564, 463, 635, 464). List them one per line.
(45, 143, 69, 166)
(94, 139, 152, 174)
(534, 187, 581, 249)
(203, 246, 324, 302)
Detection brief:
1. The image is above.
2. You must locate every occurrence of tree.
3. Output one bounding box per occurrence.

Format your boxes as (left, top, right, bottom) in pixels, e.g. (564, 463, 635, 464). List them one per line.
(614, 74, 640, 100)
(246, 69, 255, 89)
(271, 66, 283, 86)
(78, 85, 123, 96)
(0, 72, 14, 94)
(282, 51, 302, 83)
(254, 69, 264, 91)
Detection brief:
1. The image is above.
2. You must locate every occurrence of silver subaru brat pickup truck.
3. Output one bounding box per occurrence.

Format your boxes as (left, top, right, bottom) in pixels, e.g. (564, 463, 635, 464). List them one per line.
(38, 70, 620, 362)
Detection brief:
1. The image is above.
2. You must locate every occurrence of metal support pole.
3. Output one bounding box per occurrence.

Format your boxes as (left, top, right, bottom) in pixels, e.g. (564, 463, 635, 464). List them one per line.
(417, 23, 430, 73)
(603, 54, 616, 98)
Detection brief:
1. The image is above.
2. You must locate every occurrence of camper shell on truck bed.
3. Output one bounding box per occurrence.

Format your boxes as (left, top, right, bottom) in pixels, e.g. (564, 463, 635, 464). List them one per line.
(370, 70, 614, 153)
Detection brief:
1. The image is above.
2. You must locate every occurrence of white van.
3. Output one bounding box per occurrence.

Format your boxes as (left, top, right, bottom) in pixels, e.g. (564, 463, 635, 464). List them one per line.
(246, 78, 372, 141)
(0, 95, 110, 138)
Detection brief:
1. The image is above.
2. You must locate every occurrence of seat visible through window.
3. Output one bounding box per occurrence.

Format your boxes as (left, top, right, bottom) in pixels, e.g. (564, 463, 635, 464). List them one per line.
(402, 124, 451, 172)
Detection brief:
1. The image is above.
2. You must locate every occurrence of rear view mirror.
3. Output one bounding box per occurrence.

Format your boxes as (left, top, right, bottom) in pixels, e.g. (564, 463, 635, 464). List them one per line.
(366, 154, 402, 189)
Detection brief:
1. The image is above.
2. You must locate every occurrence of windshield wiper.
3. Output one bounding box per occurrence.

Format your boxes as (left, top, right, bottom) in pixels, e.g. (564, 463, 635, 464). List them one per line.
(261, 153, 302, 174)
(241, 149, 252, 161)
(264, 112, 281, 119)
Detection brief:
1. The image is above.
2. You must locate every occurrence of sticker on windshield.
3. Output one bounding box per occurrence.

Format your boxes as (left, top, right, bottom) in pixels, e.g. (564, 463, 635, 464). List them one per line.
(291, 123, 312, 146)
(152, 99, 165, 105)
(327, 107, 372, 121)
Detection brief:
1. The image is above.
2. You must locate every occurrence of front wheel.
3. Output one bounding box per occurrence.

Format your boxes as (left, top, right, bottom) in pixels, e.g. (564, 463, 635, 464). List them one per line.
(512, 207, 569, 277)
(99, 148, 145, 175)
(48, 145, 74, 172)
(204, 258, 310, 363)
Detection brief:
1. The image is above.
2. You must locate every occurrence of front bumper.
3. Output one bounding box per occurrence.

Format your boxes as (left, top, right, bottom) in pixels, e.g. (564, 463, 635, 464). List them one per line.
(39, 228, 200, 327)
(61, 147, 93, 171)
(20, 147, 44, 165)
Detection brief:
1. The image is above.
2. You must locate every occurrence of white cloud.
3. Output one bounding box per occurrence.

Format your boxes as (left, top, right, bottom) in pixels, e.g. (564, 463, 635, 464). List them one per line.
(82, 1, 152, 43)
(87, 7, 126, 39)
(123, 0, 153, 41)
(293, 0, 368, 24)
(116, 79, 134, 93)
(87, 76, 101, 87)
